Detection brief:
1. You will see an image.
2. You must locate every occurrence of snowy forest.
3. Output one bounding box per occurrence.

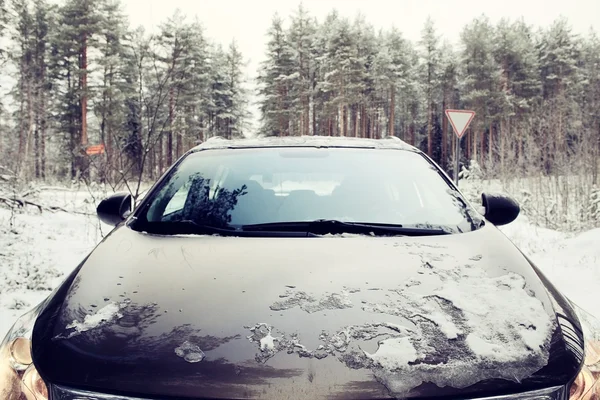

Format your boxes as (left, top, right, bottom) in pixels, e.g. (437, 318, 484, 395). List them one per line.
(0, 0, 599, 209)
(0, 0, 250, 186)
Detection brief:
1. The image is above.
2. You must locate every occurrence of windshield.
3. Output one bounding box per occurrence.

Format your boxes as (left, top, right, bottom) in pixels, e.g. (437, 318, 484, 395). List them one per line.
(132, 147, 481, 235)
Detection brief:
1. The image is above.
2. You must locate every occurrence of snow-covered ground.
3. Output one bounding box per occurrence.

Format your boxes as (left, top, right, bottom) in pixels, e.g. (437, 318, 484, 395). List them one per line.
(0, 188, 113, 337)
(1, 187, 599, 340)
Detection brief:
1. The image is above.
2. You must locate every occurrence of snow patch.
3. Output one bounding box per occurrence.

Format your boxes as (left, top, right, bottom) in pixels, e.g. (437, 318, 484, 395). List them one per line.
(66, 302, 123, 334)
(268, 254, 556, 396)
(270, 289, 353, 313)
(366, 337, 418, 370)
(260, 333, 276, 351)
(175, 340, 206, 363)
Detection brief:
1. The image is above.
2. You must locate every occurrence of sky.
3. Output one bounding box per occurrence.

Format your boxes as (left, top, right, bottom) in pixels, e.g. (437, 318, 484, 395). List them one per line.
(123, 0, 600, 76)
(122, 0, 600, 131)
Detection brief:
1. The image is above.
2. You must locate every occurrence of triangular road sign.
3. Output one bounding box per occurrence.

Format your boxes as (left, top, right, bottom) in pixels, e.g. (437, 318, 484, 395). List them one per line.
(445, 109, 475, 139)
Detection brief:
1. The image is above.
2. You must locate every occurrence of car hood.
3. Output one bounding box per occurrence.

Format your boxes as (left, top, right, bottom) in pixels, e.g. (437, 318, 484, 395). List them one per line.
(32, 224, 581, 399)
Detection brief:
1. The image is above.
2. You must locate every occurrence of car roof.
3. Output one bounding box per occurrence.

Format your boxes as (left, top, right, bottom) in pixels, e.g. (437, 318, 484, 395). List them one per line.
(189, 135, 420, 153)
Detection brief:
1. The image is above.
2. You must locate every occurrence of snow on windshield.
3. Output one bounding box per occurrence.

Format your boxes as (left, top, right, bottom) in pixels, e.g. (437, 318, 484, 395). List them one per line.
(247, 247, 556, 396)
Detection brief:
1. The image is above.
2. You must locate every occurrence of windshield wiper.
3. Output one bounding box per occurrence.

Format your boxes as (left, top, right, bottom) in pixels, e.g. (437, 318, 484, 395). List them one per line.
(138, 220, 237, 236)
(241, 219, 451, 236)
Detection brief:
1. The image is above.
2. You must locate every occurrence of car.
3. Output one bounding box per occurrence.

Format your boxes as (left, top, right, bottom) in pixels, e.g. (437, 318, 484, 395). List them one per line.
(1, 135, 599, 400)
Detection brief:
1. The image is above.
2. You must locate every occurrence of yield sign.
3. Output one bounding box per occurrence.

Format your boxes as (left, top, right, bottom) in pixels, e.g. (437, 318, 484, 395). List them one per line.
(445, 109, 475, 139)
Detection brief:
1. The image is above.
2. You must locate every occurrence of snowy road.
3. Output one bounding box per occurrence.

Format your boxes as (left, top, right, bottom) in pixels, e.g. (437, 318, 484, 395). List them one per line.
(1, 190, 599, 339)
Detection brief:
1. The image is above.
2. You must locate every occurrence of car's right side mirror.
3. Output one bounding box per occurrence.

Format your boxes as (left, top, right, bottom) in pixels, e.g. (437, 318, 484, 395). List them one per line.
(96, 192, 133, 227)
(481, 192, 520, 226)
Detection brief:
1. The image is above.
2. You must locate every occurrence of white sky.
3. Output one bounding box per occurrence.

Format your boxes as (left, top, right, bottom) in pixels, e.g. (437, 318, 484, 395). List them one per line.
(123, 0, 600, 79)
(123, 0, 599, 133)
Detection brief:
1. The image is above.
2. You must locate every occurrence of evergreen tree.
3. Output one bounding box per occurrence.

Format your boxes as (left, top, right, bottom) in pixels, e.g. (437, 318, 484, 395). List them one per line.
(459, 16, 501, 166)
(418, 17, 442, 157)
(288, 4, 315, 136)
(95, 0, 128, 181)
(224, 40, 249, 138)
(257, 14, 294, 136)
(55, 0, 102, 178)
(10, 0, 35, 176)
(351, 14, 377, 138)
(493, 18, 541, 173)
(537, 17, 581, 170)
(439, 40, 460, 170)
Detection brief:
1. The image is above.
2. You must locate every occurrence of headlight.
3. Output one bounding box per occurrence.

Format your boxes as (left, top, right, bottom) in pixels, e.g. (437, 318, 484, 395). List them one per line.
(569, 301, 600, 400)
(0, 301, 49, 400)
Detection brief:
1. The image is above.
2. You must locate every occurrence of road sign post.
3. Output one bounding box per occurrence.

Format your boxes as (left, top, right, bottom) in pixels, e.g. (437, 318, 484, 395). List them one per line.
(445, 109, 475, 187)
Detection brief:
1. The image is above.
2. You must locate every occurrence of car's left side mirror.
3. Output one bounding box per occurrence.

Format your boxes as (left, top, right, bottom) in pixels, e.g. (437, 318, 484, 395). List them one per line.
(481, 192, 520, 226)
(96, 192, 133, 226)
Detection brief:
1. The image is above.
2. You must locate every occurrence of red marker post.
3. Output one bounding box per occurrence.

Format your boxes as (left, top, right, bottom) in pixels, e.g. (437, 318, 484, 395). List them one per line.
(445, 109, 475, 187)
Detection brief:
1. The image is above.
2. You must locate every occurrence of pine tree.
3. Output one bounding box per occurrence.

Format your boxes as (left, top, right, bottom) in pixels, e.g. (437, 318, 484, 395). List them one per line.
(419, 17, 442, 158)
(224, 40, 248, 138)
(182, 19, 210, 145)
(385, 28, 413, 140)
(439, 40, 460, 170)
(55, 0, 102, 178)
(351, 14, 377, 138)
(537, 17, 581, 171)
(0, 0, 8, 61)
(10, 0, 35, 177)
(32, 0, 52, 179)
(325, 16, 360, 137)
(257, 14, 294, 136)
(579, 29, 600, 184)
(95, 0, 128, 182)
(288, 4, 315, 136)
(460, 16, 501, 166)
(312, 10, 339, 136)
(493, 18, 541, 174)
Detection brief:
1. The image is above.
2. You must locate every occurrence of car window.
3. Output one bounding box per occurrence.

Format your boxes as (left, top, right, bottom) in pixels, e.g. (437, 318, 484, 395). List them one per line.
(136, 147, 481, 234)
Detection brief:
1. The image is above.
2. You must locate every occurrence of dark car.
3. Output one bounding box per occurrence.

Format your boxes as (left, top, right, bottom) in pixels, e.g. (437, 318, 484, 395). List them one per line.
(1, 136, 599, 400)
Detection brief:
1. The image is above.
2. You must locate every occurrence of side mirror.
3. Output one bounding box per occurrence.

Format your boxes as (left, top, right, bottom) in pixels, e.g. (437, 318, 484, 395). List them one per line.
(481, 192, 520, 226)
(96, 192, 133, 226)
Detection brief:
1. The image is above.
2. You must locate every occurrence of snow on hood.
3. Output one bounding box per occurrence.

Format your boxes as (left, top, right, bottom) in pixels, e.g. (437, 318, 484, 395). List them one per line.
(359, 257, 555, 395)
(53, 301, 126, 340)
(248, 252, 556, 396)
(174, 340, 206, 363)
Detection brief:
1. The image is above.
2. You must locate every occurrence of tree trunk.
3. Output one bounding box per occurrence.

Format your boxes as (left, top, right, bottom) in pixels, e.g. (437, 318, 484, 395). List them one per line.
(500, 118, 505, 176)
(488, 123, 493, 166)
(427, 101, 432, 155)
(442, 99, 448, 170)
(304, 95, 310, 136)
(389, 86, 395, 137)
(158, 135, 164, 175)
(467, 130, 472, 161)
(34, 116, 40, 178)
(361, 104, 366, 138)
(25, 75, 33, 179)
(343, 105, 348, 137)
(353, 105, 358, 137)
(81, 33, 88, 146)
(18, 73, 26, 173)
(176, 124, 182, 158)
(480, 129, 484, 168)
(167, 87, 174, 166)
(40, 83, 46, 180)
(74, 32, 89, 180)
